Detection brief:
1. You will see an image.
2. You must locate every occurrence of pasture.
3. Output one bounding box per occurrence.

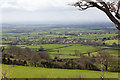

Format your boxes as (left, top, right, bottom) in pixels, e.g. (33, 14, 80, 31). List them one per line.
(79, 34, 117, 39)
(2, 64, 118, 78)
(105, 40, 118, 45)
(10, 43, 119, 58)
(15, 44, 97, 59)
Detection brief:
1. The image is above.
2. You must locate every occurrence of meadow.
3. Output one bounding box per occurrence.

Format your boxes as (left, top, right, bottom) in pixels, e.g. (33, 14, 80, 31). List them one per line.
(15, 44, 119, 58)
(2, 64, 118, 78)
(79, 34, 117, 39)
(15, 44, 97, 59)
(105, 40, 119, 45)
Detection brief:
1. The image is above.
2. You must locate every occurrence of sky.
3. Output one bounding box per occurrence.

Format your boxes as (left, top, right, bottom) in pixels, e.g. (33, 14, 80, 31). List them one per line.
(0, 0, 112, 24)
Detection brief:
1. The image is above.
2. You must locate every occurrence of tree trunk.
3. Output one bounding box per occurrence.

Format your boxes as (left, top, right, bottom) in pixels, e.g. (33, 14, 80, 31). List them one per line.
(104, 64, 108, 71)
(35, 63, 37, 67)
(105, 10, 120, 30)
(101, 63, 104, 80)
(116, 24, 120, 30)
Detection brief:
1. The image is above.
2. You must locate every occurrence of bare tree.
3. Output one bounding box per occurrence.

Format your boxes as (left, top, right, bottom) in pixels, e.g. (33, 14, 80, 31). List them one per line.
(96, 50, 111, 80)
(73, 0, 120, 30)
(2, 68, 13, 79)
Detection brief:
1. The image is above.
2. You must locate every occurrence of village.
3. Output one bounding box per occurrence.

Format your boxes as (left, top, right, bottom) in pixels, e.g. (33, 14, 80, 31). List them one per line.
(2, 30, 118, 47)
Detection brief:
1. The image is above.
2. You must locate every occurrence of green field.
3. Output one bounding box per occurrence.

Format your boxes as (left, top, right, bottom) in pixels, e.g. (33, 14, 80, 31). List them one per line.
(15, 44, 97, 59)
(105, 40, 118, 45)
(2, 33, 117, 43)
(79, 34, 117, 39)
(16, 44, 97, 54)
(2, 64, 118, 78)
(16, 44, 70, 50)
(50, 53, 80, 59)
(2, 24, 119, 79)
(12, 44, 119, 58)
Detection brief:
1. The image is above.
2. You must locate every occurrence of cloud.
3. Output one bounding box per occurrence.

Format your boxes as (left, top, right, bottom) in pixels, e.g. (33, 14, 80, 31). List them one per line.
(0, 0, 77, 11)
(0, 2, 19, 9)
(0, 0, 111, 23)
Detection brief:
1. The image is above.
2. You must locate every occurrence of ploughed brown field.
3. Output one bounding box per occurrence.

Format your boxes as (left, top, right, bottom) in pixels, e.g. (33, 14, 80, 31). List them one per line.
(0, 45, 9, 47)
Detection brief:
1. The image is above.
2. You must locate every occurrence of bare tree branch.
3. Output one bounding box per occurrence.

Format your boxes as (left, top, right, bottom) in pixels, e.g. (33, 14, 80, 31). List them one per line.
(115, 1, 120, 19)
(73, 0, 120, 30)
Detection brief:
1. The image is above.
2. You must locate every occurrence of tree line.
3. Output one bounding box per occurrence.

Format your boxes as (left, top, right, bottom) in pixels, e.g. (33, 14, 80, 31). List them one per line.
(2, 46, 120, 72)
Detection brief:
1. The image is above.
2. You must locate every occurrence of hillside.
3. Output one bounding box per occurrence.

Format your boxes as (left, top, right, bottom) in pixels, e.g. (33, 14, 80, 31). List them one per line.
(2, 64, 118, 78)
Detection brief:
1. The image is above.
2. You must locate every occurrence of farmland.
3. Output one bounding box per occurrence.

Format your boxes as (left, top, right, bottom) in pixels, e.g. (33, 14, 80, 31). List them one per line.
(2, 64, 118, 78)
(105, 40, 119, 45)
(1, 24, 119, 79)
(15, 44, 97, 59)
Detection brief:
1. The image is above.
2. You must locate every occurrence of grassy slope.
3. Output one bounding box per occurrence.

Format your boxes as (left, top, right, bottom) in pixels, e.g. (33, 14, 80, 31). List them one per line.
(14, 44, 119, 58)
(16, 44, 97, 54)
(2, 64, 118, 78)
(16, 44, 97, 59)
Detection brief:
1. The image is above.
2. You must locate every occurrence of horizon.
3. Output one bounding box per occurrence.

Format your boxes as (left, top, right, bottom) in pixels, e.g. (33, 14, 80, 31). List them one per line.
(2, 21, 114, 25)
(0, 0, 112, 24)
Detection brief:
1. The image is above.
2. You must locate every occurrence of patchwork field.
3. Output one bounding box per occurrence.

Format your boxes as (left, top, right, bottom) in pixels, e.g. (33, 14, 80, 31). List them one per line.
(2, 33, 118, 43)
(9, 43, 118, 59)
(15, 44, 97, 59)
(2, 24, 119, 79)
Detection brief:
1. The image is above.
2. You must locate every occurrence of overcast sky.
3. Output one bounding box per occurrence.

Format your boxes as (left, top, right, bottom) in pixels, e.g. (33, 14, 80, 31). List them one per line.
(0, 0, 112, 24)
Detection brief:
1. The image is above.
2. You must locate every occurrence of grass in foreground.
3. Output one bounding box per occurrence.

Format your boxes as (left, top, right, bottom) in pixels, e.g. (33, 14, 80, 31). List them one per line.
(2, 64, 118, 78)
